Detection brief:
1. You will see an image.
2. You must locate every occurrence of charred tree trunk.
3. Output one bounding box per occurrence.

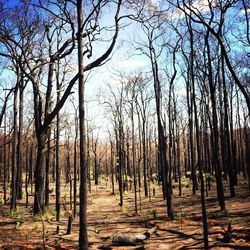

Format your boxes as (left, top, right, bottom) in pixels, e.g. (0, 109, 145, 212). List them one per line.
(142, 116, 148, 197)
(77, 0, 88, 248)
(110, 138, 115, 195)
(10, 86, 18, 211)
(16, 76, 24, 200)
(45, 127, 51, 207)
(3, 110, 7, 204)
(55, 62, 61, 222)
(244, 126, 250, 193)
(44, 60, 54, 207)
(189, 18, 209, 248)
(34, 135, 46, 214)
(131, 102, 137, 213)
(149, 39, 173, 218)
(118, 119, 124, 207)
(221, 54, 235, 197)
(205, 31, 225, 211)
(73, 108, 78, 218)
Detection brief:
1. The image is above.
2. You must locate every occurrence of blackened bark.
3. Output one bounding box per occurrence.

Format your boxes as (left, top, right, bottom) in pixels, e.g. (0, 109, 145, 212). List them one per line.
(189, 18, 209, 247)
(3, 110, 7, 204)
(221, 54, 235, 197)
(244, 127, 250, 193)
(149, 36, 173, 219)
(16, 77, 24, 200)
(73, 108, 78, 218)
(34, 135, 46, 214)
(45, 128, 51, 207)
(131, 102, 138, 213)
(45, 60, 54, 207)
(11, 86, 18, 211)
(142, 116, 148, 197)
(205, 31, 225, 211)
(56, 61, 61, 222)
(118, 119, 124, 207)
(110, 139, 115, 195)
(77, 0, 88, 248)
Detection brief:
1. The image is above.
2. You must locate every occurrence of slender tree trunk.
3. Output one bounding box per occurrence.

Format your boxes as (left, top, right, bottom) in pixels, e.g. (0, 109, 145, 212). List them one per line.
(25, 139, 29, 207)
(11, 86, 18, 211)
(221, 54, 235, 197)
(149, 41, 173, 218)
(44, 40, 54, 207)
(189, 20, 209, 247)
(66, 133, 71, 184)
(187, 76, 197, 194)
(16, 77, 24, 200)
(205, 31, 225, 211)
(45, 127, 51, 207)
(176, 124, 182, 196)
(118, 119, 124, 207)
(142, 116, 148, 197)
(8, 122, 11, 184)
(73, 108, 78, 218)
(193, 69, 209, 250)
(55, 63, 61, 222)
(93, 134, 99, 186)
(244, 126, 250, 193)
(131, 103, 137, 213)
(136, 109, 142, 189)
(29, 141, 33, 191)
(77, 0, 88, 248)
(110, 139, 115, 195)
(87, 126, 91, 193)
(3, 111, 7, 204)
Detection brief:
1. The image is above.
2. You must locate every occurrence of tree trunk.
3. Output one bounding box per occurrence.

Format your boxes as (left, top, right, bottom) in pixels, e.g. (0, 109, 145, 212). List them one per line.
(45, 127, 51, 207)
(34, 135, 45, 214)
(77, 0, 88, 248)
(205, 31, 225, 211)
(16, 77, 24, 200)
(3, 110, 7, 204)
(73, 108, 78, 218)
(11, 86, 18, 211)
(55, 61, 61, 222)
(189, 18, 209, 247)
(221, 54, 235, 197)
(131, 103, 137, 213)
(149, 41, 173, 218)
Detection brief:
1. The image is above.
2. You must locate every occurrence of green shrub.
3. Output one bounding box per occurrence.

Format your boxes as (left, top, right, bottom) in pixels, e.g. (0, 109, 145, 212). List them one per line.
(181, 177, 189, 188)
(151, 208, 157, 219)
(173, 212, 182, 220)
(0, 197, 4, 207)
(9, 208, 23, 219)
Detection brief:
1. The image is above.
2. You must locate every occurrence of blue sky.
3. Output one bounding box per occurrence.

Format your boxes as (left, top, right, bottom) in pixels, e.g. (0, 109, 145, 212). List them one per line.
(1, 0, 248, 138)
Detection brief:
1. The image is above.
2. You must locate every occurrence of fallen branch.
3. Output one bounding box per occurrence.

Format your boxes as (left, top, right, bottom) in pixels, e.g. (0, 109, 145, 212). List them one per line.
(112, 227, 157, 246)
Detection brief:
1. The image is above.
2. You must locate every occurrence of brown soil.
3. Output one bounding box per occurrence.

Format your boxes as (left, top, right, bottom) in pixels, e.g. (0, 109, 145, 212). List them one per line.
(0, 177, 250, 249)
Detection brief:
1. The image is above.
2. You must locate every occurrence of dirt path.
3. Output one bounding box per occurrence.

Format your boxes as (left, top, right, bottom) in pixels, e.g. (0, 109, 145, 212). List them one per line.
(0, 178, 250, 249)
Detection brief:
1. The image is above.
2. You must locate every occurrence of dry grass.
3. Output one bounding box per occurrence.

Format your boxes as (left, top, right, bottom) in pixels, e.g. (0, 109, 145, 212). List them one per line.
(0, 177, 249, 249)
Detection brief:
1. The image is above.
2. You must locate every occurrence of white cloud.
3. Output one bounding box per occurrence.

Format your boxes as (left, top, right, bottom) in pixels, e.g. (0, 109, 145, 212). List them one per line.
(240, 8, 250, 14)
(146, 0, 160, 10)
(169, 0, 217, 20)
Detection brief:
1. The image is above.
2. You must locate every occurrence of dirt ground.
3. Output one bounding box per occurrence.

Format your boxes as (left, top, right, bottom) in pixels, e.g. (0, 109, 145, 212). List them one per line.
(0, 177, 250, 249)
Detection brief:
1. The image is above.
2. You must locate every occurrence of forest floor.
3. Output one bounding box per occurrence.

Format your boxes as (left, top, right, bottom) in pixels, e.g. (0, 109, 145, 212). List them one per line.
(0, 176, 250, 249)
